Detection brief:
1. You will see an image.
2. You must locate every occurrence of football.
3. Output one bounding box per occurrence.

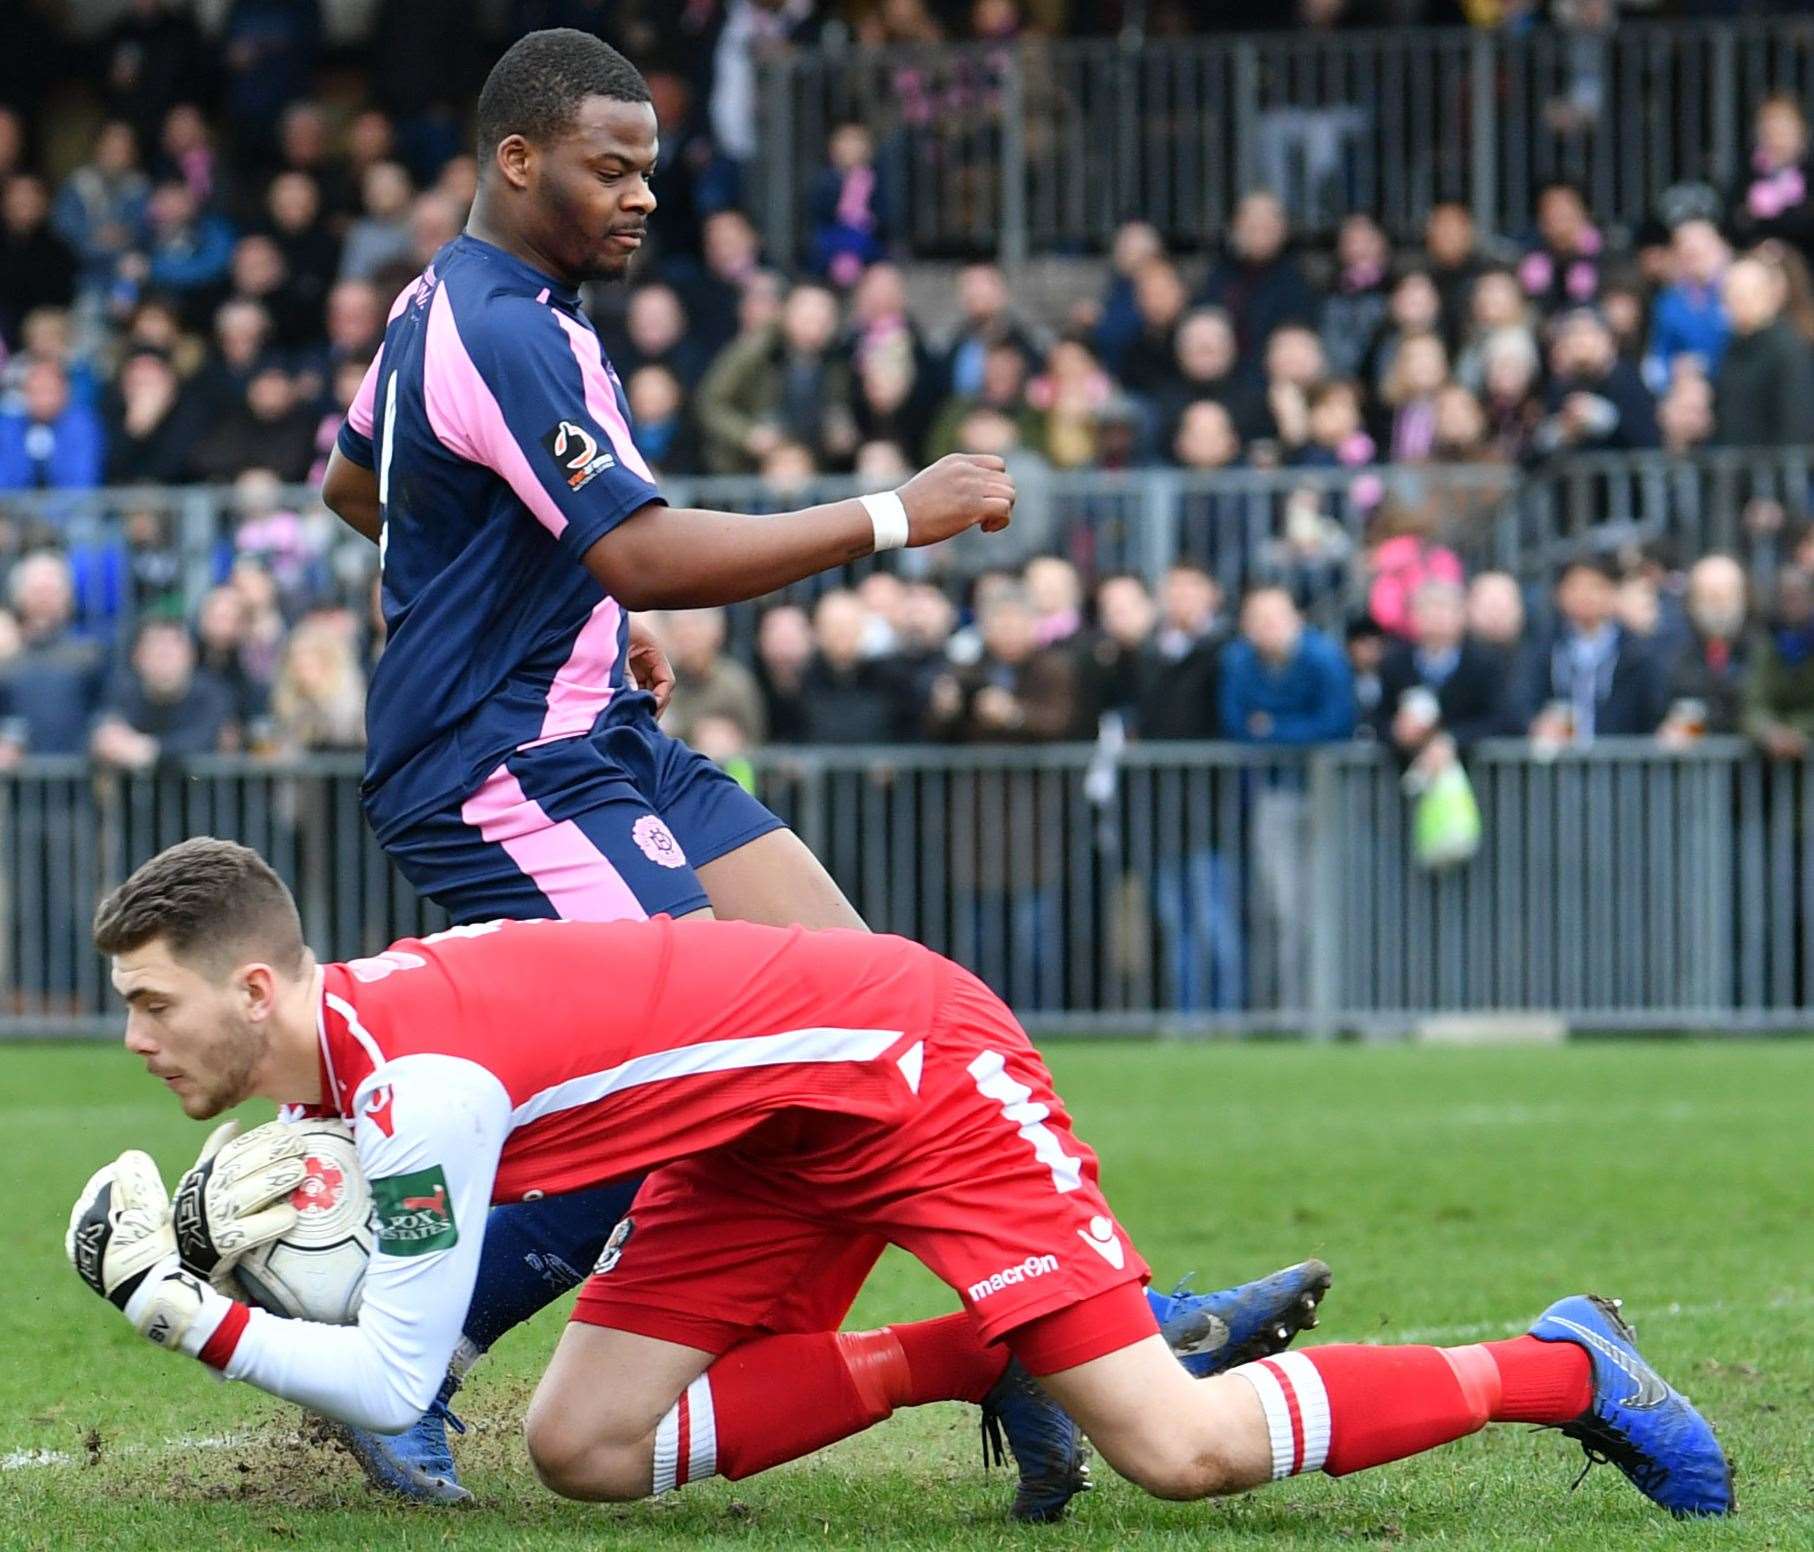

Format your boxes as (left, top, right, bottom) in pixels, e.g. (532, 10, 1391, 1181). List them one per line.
(232, 1120, 375, 1325)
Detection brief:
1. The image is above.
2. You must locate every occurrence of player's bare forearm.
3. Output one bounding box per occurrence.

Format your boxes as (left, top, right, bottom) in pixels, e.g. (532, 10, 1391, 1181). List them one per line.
(321, 448, 382, 544)
(585, 456, 1015, 610)
(583, 502, 875, 609)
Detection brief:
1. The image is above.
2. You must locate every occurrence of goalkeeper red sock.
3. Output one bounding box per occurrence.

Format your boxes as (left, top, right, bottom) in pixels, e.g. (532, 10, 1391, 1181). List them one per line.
(653, 1314, 1007, 1489)
(1232, 1339, 1592, 1479)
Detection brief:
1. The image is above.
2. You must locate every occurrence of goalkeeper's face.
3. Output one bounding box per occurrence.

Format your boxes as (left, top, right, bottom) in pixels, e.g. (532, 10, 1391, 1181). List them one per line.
(113, 939, 272, 1120)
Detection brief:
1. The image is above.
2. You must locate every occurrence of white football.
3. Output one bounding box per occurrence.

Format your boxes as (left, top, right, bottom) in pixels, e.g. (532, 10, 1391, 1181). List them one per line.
(232, 1120, 375, 1324)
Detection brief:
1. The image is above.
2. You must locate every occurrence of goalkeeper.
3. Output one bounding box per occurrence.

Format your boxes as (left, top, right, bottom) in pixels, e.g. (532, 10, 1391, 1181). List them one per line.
(69, 839, 1729, 1523)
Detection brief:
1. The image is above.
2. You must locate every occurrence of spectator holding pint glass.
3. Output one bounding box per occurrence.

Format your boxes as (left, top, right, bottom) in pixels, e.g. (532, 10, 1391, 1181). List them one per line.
(1660, 554, 1751, 746)
(1511, 558, 1669, 751)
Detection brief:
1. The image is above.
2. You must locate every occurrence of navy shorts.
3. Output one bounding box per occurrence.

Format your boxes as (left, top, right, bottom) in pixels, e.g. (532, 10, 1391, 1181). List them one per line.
(383, 692, 785, 923)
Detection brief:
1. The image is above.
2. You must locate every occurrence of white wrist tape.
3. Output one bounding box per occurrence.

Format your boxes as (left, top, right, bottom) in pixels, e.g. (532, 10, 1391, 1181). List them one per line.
(861, 490, 910, 552)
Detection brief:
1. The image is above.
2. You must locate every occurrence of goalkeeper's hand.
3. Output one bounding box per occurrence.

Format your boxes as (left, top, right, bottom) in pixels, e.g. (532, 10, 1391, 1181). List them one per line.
(173, 1120, 308, 1292)
(66, 1151, 222, 1352)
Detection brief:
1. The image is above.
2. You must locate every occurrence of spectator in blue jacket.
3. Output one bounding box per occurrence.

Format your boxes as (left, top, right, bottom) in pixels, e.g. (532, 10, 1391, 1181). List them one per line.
(124, 180, 235, 318)
(1220, 585, 1354, 1007)
(50, 119, 149, 305)
(0, 551, 107, 760)
(1644, 218, 1731, 393)
(0, 360, 105, 491)
(1220, 585, 1357, 746)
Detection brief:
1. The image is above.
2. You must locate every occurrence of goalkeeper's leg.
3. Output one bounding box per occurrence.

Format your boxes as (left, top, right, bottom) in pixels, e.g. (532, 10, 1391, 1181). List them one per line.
(1035, 1298, 1728, 1517)
(331, 1180, 641, 1502)
(524, 1310, 1014, 1501)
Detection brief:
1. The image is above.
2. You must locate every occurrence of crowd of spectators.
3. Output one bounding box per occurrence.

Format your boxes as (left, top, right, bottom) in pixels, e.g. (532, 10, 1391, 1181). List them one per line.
(8, 6, 1814, 500)
(16, 513, 1814, 770)
(5, 2, 1814, 772)
(633, 538, 1814, 768)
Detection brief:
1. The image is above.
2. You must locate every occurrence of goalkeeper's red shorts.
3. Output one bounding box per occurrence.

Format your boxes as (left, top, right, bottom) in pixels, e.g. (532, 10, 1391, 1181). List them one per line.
(571, 964, 1154, 1366)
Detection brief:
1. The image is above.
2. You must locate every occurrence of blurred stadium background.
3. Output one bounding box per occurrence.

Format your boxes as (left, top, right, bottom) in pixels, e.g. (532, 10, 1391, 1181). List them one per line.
(8, 0, 1814, 1037)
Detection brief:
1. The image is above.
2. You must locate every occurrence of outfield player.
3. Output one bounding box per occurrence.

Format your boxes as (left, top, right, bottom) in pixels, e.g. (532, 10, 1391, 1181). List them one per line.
(312, 27, 1029, 1496)
(71, 841, 1731, 1522)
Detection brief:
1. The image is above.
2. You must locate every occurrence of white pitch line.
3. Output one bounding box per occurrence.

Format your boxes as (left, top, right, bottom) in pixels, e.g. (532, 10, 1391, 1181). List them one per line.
(1375, 1292, 1814, 1346)
(2, 1449, 74, 1469)
(2, 1430, 257, 1472)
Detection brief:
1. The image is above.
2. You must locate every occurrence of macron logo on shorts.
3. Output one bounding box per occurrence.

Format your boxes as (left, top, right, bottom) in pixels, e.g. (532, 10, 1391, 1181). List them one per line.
(968, 1253, 1060, 1303)
(1077, 1215, 1126, 1270)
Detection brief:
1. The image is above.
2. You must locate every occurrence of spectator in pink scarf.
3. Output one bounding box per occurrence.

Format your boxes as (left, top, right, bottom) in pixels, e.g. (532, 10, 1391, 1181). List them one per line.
(1519, 182, 1604, 315)
(809, 122, 889, 288)
(1376, 332, 1450, 463)
(156, 104, 221, 211)
(1728, 94, 1814, 267)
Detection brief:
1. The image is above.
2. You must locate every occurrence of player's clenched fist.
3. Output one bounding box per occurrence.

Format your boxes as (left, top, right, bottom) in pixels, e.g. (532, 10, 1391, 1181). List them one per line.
(898, 454, 1017, 546)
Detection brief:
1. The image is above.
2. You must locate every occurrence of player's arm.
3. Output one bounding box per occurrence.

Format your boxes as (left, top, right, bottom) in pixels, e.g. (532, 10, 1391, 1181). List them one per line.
(321, 446, 382, 544)
(463, 297, 1015, 610)
(322, 350, 384, 542)
(67, 1057, 508, 1434)
(584, 454, 1015, 611)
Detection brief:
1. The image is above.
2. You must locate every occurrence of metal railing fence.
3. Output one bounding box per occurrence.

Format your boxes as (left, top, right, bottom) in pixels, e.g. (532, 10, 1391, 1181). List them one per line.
(8, 740, 1813, 1040)
(7, 448, 1811, 654)
(753, 22, 1814, 263)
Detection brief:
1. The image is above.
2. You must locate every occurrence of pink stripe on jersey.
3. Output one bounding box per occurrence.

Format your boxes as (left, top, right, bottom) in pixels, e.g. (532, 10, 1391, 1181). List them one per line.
(535, 596, 622, 743)
(423, 281, 572, 539)
(549, 309, 657, 485)
(347, 352, 381, 439)
(461, 762, 647, 922)
(347, 265, 436, 439)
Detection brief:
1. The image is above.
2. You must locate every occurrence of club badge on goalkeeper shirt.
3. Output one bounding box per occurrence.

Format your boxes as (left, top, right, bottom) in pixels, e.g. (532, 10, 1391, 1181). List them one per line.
(371, 1165, 457, 1255)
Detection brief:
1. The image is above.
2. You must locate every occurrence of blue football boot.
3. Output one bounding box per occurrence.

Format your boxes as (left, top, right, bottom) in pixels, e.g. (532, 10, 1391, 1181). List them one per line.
(1528, 1294, 1734, 1517)
(979, 1358, 1090, 1523)
(322, 1370, 473, 1505)
(1150, 1259, 1333, 1378)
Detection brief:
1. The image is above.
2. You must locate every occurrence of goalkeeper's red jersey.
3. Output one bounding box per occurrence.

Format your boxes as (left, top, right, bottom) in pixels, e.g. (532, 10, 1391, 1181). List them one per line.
(206, 919, 946, 1430)
(315, 916, 940, 1201)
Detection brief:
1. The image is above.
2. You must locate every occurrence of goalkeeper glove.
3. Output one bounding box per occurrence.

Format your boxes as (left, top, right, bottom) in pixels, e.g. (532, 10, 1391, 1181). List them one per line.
(67, 1151, 229, 1353)
(173, 1120, 309, 1292)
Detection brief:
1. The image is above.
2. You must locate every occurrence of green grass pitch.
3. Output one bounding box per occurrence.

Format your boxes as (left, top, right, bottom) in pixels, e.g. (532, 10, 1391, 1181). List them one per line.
(4, 1039, 1810, 1551)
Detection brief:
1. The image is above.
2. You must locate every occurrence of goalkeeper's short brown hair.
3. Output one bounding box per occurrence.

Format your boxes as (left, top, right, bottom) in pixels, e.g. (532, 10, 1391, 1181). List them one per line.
(93, 837, 306, 977)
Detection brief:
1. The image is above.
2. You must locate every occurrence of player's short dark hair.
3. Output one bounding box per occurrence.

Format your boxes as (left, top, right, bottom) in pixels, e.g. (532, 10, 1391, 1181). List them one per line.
(93, 837, 305, 978)
(475, 29, 651, 164)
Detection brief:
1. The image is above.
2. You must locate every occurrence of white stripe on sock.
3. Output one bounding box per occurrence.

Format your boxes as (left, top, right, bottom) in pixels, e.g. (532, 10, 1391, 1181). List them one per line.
(1271, 1351, 1332, 1473)
(1232, 1362, 1297, 1480)
(685, 1374, 717, 1484)
(652, 1397, 681, 1495)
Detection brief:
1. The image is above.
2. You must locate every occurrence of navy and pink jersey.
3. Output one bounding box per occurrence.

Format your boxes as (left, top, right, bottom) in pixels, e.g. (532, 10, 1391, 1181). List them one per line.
(338, 235, 663, 842)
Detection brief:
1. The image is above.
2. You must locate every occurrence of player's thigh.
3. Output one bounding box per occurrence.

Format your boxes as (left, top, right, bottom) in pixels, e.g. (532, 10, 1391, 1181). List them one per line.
(1032, 1335, 1271, 1500)
(635, 716, 866, 930)
(696, 826, 866, 931)
(469, 743, 716, 919)
(526, 1323, 715, 1472)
